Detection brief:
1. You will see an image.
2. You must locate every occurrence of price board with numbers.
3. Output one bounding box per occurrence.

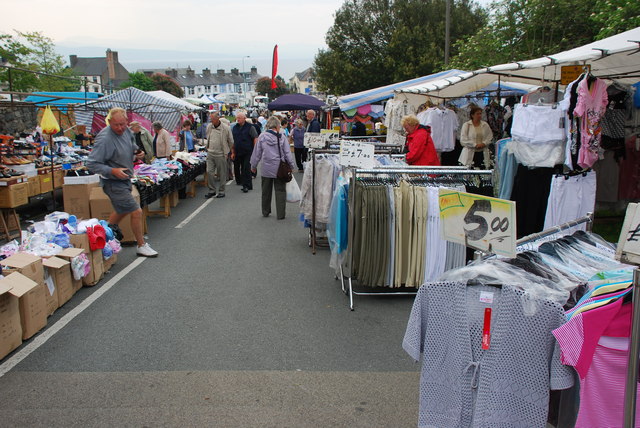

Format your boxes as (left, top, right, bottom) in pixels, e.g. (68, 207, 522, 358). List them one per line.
(439, 188, 517, 257)
(339, 141, 375, 168)
(616, 203, 640, 265)
(304, 132, 326, 149)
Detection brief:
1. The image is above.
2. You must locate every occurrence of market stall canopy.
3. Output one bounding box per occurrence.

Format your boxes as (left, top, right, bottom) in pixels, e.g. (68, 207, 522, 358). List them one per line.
(75, 87, 196, 132)
(23, 92, 103, 112)
(337, 69, 466, 111)
(395, 27, 640, 104)
(198, 94, 221, 103)
(268, 93, 326, 111)
(147, 91, 202, 111)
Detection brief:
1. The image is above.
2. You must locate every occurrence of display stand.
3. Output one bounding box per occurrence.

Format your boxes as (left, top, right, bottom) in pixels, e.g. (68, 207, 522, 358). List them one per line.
(0, 208, 21, 241)
(144, 196, 171, 218)
(342, 167, 494, 310)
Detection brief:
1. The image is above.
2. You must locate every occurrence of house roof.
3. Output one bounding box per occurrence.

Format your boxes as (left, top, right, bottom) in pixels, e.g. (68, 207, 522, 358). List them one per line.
(292, 67, 314, 82)
(140, 68, 262, 87)
(71, 57, 129, 80)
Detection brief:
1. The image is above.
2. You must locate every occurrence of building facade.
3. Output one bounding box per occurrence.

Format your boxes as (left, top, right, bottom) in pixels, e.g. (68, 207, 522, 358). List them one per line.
(69, 49, 129, 94)
(289, 67, 316, 95)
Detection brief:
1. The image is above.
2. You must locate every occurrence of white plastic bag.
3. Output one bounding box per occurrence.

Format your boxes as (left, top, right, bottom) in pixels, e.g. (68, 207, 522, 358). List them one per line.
(286, 176, 302, 203)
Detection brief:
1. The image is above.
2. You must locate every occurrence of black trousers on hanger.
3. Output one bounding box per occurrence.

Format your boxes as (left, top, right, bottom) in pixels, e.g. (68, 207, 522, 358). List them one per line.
(510, 165, 554, 238)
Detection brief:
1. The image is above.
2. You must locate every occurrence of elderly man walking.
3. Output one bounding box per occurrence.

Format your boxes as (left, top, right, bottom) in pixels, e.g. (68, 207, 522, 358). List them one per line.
(205, 112, 234, 198)
(87, 107, 158, 257)
(232, 112, 258, 193)
(305, 110, 321, 133)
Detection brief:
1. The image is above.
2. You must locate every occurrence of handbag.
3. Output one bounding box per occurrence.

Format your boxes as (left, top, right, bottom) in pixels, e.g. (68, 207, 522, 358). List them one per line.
(276, 133, 293, 182)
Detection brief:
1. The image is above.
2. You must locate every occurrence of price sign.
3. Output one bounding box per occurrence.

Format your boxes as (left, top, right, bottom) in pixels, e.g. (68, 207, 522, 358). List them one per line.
(439, 188, 517, 257)
(616, 203, 640, 265)
(561, 65, 590, 85)
(304, 132, 326, 149)
(339, 141, 375, 168)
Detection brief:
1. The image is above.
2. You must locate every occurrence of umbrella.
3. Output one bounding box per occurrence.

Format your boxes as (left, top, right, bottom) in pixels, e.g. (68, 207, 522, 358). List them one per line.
(268, 93, 326, 111)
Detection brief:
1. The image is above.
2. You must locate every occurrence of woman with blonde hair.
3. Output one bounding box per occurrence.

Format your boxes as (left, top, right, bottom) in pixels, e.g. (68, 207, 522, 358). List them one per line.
(401, 115, 440, 166)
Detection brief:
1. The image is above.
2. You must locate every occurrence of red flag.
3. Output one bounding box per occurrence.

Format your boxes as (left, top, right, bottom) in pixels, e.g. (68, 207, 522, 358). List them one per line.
(271, 45, 278, 89)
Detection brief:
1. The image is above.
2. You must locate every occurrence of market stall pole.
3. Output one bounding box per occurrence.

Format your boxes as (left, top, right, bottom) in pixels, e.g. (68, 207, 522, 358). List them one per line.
(624, 268, 640, 428)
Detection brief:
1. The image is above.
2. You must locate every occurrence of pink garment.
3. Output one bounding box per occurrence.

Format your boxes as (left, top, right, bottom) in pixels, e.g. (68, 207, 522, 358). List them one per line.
(128, 112, 153, 133)
(91, 113, 106, 134)
(573, 77, 608, 168)
(554, 300, 638, 427)
(357, 104, 372, 115)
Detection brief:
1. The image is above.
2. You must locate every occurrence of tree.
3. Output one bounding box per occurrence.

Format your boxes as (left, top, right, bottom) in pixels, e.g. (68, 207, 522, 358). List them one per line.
(314, 0, 486, 95)
(0, 30, 78, 92)
(150, 73, 183, 98)
(120, 72, 156, 91)
(449, 0, 638, 70)
(255, 76, 287, 99)
(591, 0, 640, 40)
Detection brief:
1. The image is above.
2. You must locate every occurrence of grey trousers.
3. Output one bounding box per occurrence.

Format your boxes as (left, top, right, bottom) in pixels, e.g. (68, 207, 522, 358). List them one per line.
(261, 176, 287, 219)
(206, 155, 228, 193)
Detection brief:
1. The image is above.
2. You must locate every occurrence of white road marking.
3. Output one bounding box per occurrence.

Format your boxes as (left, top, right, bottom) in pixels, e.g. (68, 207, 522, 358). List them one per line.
(0, 257, 146, 378)
(175, 198, 213, 229)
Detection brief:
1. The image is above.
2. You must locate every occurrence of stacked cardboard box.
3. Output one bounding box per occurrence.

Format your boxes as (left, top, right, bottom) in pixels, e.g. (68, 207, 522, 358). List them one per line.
(42, 257, 74, 308)
(0, 180, 29, 208)
(90, 187, 141, 243)
(1, 253, 54, 316)
(0, 280, 22, 360)
(57, 247, 85, 293)
(63, 177, 100, 220)
(4, 273, 47, 340)
(68, 234, 104, 286)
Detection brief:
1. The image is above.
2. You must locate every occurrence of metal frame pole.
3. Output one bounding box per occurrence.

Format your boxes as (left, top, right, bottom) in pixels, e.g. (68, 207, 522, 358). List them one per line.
(624, 268, 640, 428)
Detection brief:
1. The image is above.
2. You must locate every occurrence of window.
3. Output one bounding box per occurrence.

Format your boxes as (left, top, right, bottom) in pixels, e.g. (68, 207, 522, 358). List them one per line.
(92, 76, 98, 83)
(205, 85, 211, 92)
(189, 88, 195, 95)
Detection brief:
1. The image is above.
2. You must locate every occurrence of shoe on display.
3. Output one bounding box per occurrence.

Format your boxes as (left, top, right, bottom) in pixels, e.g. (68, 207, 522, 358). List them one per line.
(136, 243, 158, 257)
(205, 192, 216, 199)
(215, 193, 225, 198)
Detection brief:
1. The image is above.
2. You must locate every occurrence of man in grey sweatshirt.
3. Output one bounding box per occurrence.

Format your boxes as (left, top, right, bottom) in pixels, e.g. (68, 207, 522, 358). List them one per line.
(86, 107, 158, 257)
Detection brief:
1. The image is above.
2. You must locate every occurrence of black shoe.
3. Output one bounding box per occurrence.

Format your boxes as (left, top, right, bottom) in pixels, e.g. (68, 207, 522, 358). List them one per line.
(241, 187, 248, 193)
(205, 192, 216, 199)
(108, 223, 124, 241)
(215, 193, 225, 198)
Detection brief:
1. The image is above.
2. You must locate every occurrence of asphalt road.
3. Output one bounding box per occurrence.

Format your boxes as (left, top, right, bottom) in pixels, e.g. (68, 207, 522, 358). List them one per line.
(0, 172, 420, 427)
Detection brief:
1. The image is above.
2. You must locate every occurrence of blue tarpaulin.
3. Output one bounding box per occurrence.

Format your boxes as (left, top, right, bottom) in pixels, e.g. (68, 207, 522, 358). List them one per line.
(23, 92, 103, 112)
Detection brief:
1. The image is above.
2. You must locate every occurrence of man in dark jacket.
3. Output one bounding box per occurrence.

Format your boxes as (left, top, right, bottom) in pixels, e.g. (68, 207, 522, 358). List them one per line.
(305, 110, 321, 133)
(232, 112, 258, 192)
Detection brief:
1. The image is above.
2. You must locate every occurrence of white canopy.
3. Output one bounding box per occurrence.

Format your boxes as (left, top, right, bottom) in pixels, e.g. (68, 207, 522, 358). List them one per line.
(147, 91, 202, 111)
(396, 27, 640, 103)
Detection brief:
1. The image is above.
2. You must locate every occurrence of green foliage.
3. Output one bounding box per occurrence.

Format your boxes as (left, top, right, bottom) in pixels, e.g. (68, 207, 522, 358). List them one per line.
(150, 73, 184, 98)
(0, 30, 78, 92)
(314, 0, 486, 95)
(120, 72, 156, 91)
(255, 76, 287, 99)
(591, 0, 640, 40)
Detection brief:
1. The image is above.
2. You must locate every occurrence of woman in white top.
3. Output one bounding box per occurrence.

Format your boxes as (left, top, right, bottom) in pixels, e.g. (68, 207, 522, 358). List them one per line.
(458, 106, 493, 168)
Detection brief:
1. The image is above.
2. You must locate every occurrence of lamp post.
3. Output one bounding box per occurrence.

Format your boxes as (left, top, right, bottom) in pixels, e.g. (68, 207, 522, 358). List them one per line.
(242, 55, 250, 104)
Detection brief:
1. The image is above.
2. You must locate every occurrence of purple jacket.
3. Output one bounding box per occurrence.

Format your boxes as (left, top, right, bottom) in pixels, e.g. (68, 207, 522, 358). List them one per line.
(250, 130, 296, 178)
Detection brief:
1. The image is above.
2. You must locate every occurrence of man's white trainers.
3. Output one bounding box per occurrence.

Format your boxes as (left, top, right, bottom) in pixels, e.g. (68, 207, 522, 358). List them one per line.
(136, 243, 158, 257)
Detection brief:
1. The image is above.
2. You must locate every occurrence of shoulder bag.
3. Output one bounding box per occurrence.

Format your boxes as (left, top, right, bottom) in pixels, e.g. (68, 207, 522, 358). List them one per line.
(276, 133, 293, 182)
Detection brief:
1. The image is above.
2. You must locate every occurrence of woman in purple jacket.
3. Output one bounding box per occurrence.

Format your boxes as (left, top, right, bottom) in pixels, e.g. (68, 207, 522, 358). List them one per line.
(250, 116, 296, 219)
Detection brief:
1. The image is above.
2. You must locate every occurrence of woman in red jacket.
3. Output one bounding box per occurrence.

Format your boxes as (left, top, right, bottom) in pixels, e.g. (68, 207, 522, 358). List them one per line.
(401, 115, 440, 166)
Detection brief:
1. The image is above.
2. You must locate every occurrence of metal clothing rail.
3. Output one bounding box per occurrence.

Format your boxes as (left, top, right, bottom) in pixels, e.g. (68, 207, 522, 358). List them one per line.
(342, 167, 494, 310)
(515, 212, 594, 247)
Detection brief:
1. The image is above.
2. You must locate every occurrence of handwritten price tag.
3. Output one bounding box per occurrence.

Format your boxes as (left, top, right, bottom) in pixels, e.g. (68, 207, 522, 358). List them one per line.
(339, 141, 375, 168)
(616, 203, 640, 265)
(304, 132, 326, 149)
(439, 188, 517, 257)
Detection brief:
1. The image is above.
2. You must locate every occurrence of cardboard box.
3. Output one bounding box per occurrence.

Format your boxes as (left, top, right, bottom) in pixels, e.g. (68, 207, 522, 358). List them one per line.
(57, 248, 85, 293)
(89, 186, 141, 243)
(103, 253, 117, 272)
(63, 182, 100, 220)
(69, 234, 104, 286)
(63, 174, 100, 185)
(0, 281, 22, 360)
(0, 182, 29, 208)
(39, 172, 53, 193)
(43, 257, 73, 308)
(2, 253, 44, 286)
(3, 273, 47, 340)
(27, 175, 40, 196)
(53, 169, 64, 189)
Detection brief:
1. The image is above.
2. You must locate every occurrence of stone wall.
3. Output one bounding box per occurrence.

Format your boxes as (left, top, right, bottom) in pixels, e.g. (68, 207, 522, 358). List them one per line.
(0, 104, 38, 136)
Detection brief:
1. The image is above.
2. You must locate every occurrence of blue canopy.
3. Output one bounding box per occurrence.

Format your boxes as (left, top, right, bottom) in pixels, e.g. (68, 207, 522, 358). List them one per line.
(24, 92, 103, 112)
(268, 93, 326, 111)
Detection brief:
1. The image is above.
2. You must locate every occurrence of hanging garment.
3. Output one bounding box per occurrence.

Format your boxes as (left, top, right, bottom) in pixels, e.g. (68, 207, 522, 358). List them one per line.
(592, 151, 620, 203)
(419, 108, 459, 152)
(403, 282, 574, 428)
(485, 103, 506, 141)
(618, 135, 640, 200)
(511, 104, 567, 145)
(543, 172, 596, 233)
(510, 165, 555, 238)
(554, 298, 638, 428)
(574, 77, 609, 168)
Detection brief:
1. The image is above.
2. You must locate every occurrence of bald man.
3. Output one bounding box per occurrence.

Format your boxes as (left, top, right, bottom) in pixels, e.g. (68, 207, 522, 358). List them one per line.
(87, 108, 158, 257)
(231, 112, 258, 193)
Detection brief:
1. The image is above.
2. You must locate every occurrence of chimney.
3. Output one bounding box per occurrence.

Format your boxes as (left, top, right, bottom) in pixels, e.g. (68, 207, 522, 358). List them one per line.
(105, 49, 116, 79)
(203, 68, 211, 77)
(164, 69, 178, 78)
(217, 69, 225, 77)
(250, 66, 257, 75)
(70, 55, 78, 68)
(186, 66, 195, 78)
(231, 68, 239, 76)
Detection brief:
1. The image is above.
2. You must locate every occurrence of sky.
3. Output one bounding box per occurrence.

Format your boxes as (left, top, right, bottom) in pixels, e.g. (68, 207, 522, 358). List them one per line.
(3, 0, 493, 82)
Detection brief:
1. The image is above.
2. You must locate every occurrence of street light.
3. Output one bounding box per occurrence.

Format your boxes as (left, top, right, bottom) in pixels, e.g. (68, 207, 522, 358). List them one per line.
(242, 55, 250, 104)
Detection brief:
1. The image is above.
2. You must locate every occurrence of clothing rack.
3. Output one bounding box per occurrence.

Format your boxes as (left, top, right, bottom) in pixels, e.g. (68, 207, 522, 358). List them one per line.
(342, 167, 494, 310)
(515, 212, 594, 247)
(308, 149, 405, 254)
